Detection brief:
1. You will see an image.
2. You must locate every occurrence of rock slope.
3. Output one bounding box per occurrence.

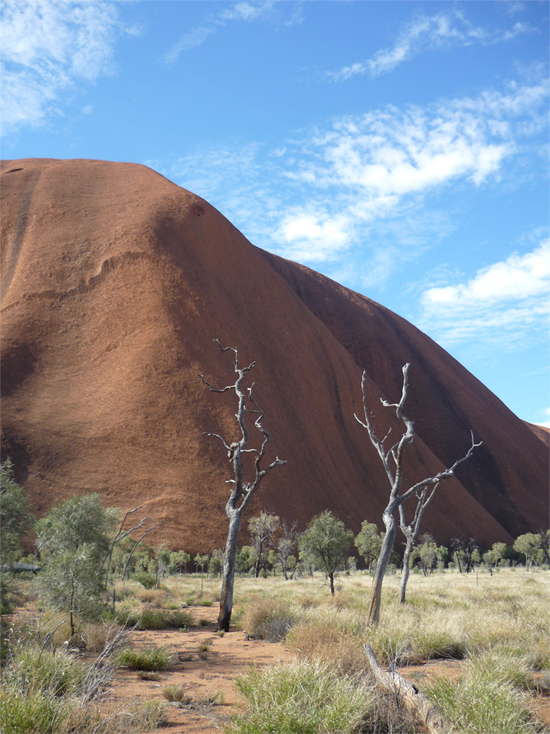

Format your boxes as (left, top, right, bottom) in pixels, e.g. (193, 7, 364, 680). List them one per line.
(1, 159, 547, 551)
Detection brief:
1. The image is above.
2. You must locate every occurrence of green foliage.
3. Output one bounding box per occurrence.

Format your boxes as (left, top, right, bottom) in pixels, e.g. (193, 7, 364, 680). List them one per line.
(354, 521, 382, 570)
(132, 571, 156, 589)
(236, 546, 257, 573)
(114, 646, 172, 671)
(35, 494, 119, 624)
(0, 460, 35, 614)
(168, 550, 190, 574)
(209, 549, 224, 577)
(248, 511, 280, 576)
(116, 607, 193, 630)
(194, 553, 210, 574)
(513, 531, 550, 567)
(299, 511, 353, 594)
(0, 460, 34, 563)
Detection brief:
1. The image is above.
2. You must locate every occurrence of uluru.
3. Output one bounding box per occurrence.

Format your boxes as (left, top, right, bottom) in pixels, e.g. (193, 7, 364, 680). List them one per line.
(1, 158, 548, 553)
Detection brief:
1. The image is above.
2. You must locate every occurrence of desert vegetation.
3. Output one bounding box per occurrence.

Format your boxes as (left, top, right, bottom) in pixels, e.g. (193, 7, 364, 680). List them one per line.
(2, 453, 549, 733)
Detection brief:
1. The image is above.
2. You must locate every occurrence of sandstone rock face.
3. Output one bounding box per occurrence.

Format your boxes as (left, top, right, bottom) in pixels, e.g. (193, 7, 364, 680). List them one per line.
(1, 159, 547, 552)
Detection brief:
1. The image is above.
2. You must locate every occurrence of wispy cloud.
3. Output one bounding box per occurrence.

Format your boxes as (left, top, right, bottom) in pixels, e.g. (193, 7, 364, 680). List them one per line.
(169, 78, 548, 288)
(164, 0, 282, 65)
(0, 0, 135, 135)
(328, 10, 536, 81)
(418, 238, 550, 349)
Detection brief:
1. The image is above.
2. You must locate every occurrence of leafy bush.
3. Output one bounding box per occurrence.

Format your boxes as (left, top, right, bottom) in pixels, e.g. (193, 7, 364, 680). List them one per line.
(131, 572, 156, 590)
(114, 646, 172, 671)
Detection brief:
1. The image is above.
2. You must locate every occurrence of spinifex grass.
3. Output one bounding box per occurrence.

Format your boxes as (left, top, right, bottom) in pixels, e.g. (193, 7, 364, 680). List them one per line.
(114, 646, 172, 671)
(230, 660, 374, 734)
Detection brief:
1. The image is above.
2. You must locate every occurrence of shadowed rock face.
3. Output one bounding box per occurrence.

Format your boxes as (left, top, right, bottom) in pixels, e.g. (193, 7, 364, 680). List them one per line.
(1, 159, 548, 552)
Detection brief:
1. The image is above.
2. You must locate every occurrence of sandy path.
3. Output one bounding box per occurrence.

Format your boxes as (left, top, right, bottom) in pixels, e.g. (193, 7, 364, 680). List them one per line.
(107, 606, 294, 733)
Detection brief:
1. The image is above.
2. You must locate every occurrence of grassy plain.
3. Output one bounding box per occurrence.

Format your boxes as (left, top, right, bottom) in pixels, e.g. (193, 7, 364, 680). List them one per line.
(1, 567, 548, 733)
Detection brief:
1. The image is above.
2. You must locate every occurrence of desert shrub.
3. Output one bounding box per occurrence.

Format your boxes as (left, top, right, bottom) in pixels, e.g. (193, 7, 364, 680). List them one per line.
(4, 645, 87, 697)
(115, 607, 193, 630)
(426, 651, 538, 734)
(114, 646, 172, 671)
(241, 598, 296, 641)
(82, 621, 127, 654)
(162, 684, 185, 702)
(128, 700, 168, 730)
(135, 588, 166, 606)
(231, 660, 373, 734)
(287, 618, 367, 675)
(0, 689, 68, 734)
(132, 572, 156, 590)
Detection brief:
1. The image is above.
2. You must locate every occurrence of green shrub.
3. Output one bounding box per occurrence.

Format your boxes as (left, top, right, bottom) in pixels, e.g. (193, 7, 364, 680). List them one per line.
(114, 646, 172, 671)
(116, 607, 193, 630)
(0, 690, 68, 734)
(132, 572, 156, 590)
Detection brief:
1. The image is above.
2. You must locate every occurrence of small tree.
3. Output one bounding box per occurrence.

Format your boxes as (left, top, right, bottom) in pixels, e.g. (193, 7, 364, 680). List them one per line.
(354, 521, 383, 572)
(35, 494, 118, 635)
(169, 550, 191, 574)
(451, 536, 479, 573)
(200, 340, 286, 631)
(513, 533, 541, 569)
(0, 459, 35, 613)
(248, 511, 280, 578)
(298, 510, 353, 595)
(276, 519, 299, 580)
(355, 363, 480, 626)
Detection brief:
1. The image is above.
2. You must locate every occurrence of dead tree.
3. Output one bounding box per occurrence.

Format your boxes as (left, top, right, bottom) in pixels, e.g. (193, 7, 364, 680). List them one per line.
(399, 431, 477, 604)
(200, 340, 286, 631)
(355, 363, 481, 627)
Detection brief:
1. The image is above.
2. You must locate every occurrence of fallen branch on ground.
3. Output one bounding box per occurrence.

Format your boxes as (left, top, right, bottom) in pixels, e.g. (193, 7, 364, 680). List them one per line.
(363, 643, 454, 734)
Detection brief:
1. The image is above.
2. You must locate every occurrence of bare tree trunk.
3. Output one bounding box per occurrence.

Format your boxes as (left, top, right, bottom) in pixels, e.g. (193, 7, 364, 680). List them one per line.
(356, 364, 481, 628)
(201, 341, 285, 633)
(367, 513, 396, 627)
(329, 571, 335, 595)
(218, 509, 242, 632)
(400, 532, 414, 604)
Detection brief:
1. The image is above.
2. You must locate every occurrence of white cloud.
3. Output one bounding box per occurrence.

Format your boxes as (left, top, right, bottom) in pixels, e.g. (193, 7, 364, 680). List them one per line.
(164, 26, 215, 62)
(422, 241, 550, 307)
(0, 0, 129, 135)
(167, 79, 547, 280)
(328, 11, 536, 81)
(418, 239, 550, 349)
(164, 0, 280, 64)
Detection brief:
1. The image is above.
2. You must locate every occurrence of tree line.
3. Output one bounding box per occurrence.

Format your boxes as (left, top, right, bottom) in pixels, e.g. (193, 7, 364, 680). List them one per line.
(1, 343, 548, 631)
(1, 457, 547, 626)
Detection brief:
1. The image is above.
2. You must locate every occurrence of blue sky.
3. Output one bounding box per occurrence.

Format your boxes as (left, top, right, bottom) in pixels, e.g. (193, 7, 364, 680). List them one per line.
(1, 0, 549, 426)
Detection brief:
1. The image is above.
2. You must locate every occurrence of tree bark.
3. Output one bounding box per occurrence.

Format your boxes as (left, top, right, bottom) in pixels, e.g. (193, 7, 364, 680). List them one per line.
(400, 533, 414, 604)
(218, 508, 242, 632)
(367, 513, 396, 627)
